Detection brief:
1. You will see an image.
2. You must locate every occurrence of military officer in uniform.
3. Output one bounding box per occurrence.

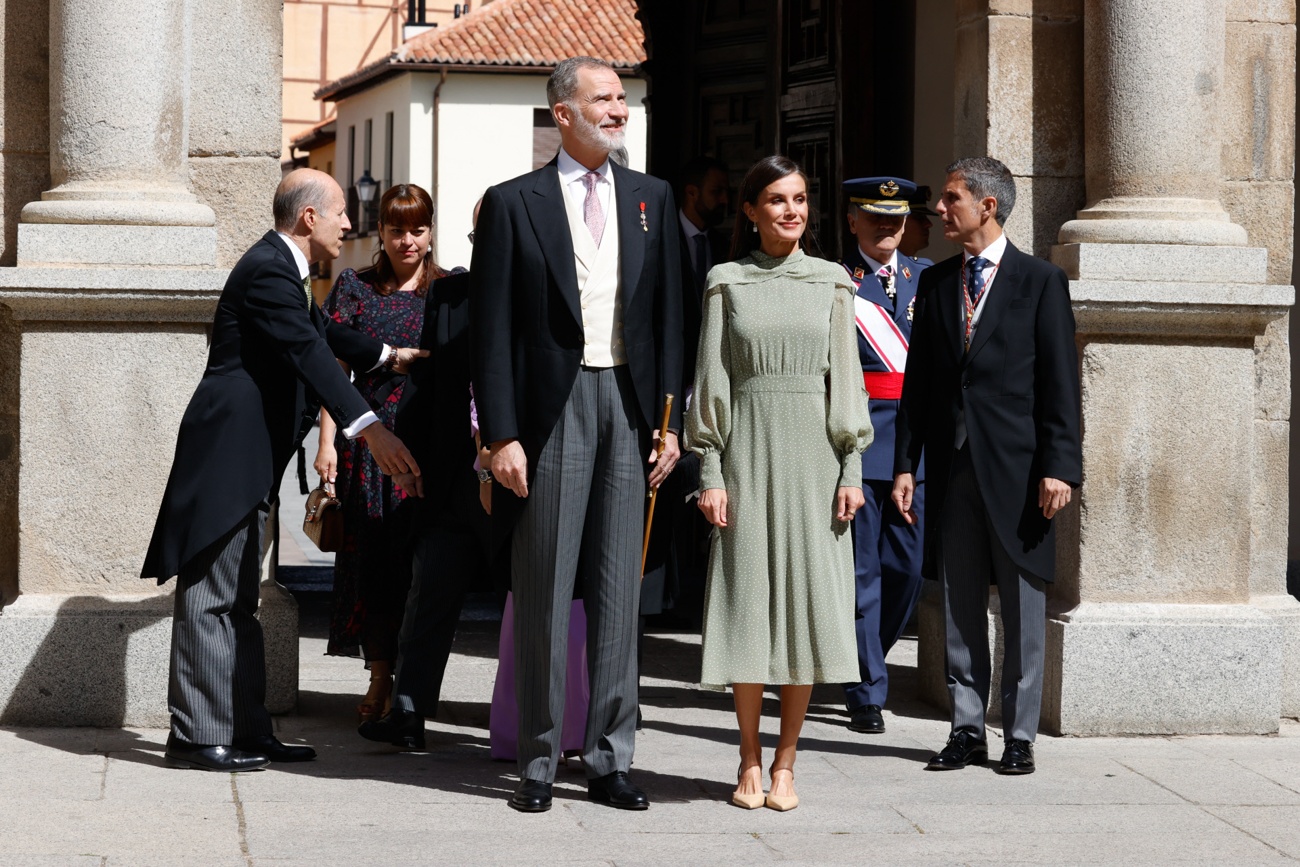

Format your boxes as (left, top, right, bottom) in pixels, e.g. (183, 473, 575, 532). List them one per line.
(899, 184, 937, 265)
(839, 176, 928, 734)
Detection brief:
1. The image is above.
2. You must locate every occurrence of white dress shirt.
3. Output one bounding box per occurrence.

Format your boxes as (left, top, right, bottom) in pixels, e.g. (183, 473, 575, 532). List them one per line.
(858, 247, 899, 284)
(557, 148, 613, 236)
(954, 231, 1008, 449)
(276, 232, 381, 439)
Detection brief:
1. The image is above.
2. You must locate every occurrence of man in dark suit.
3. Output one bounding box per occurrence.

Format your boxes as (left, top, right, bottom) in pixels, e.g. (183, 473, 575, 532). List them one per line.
(893, 156, 1080, 775)
(142, 169, 422, 772)
(357, 265, 489, 750)
(472, 56, 684, 813)
(838, 177, 929, 736)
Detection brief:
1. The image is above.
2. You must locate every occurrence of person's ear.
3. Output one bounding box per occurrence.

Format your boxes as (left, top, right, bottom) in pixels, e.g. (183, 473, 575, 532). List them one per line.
(980, 196, 997, 223)
(303, 206, 317, 231)
(742, 202, 757, 225)
(552, 102, 571, 130)
(846, 209, 857, 232)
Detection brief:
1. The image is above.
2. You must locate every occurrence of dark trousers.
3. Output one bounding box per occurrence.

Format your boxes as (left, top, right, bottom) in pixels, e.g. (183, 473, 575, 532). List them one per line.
(939, 445, 1046, 742)
(168, 508, 273, 745)
(843, 479, 925, 710)
(391, 478, 489, 718)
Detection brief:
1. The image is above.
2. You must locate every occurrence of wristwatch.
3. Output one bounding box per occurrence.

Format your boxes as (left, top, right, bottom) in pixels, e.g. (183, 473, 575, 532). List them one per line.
(476, 468, 493, 483)
(383, 346, 400, 370)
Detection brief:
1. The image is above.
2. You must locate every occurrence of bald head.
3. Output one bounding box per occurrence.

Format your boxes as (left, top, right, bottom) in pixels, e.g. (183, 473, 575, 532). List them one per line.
(274, 169, 341, 232)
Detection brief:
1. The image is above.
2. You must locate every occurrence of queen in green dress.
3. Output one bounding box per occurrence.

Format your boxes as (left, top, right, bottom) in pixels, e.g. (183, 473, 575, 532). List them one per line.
(686, 156, 872, 812)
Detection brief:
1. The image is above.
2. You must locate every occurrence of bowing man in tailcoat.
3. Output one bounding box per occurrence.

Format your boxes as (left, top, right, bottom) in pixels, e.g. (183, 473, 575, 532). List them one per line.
(837, 177, 928, 736)
(141, 169, 422, 772)
(471, 57, 683, 813)
(893, 157, 1081, 776)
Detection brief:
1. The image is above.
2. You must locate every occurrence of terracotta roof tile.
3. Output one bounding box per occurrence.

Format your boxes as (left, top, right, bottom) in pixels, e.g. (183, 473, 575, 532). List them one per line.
(399, 0, 645, 68)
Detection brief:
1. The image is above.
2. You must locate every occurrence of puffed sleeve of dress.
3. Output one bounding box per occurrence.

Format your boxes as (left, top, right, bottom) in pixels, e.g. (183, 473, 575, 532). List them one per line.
(827, 279, 874, 488)
(684, 275, 732, 492)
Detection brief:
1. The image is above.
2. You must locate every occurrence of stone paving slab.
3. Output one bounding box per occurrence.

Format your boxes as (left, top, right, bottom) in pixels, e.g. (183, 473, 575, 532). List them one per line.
(2, 612, 1300, 864)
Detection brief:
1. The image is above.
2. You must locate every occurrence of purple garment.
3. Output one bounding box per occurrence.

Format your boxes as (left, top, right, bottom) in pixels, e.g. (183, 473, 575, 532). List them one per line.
(489, 593, 590, 760)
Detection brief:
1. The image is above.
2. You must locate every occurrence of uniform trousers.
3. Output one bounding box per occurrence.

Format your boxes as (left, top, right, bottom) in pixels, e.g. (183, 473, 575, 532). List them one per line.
(939, 445, 1046, 743)
(168, 507, 274, 745)
(511, 365, 645, 783)
(843, 479, 925, 710)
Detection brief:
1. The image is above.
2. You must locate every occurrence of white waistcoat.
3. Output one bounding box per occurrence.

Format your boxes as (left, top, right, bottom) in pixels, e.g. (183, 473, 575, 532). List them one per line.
(561, 183, 625, 367)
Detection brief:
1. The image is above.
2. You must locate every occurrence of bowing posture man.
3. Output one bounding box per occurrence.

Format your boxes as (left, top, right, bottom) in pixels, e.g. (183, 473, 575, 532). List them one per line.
(143, 169, 421, 772)
(893, 157, 1080, 775)
(838, 177, 929, 735)
(472, 56, 684, 812)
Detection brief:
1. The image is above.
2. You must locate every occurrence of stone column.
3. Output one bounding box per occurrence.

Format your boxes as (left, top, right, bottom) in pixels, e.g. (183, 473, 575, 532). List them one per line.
(1045, 0, 1299, 733)
(17, 0, 216, 267)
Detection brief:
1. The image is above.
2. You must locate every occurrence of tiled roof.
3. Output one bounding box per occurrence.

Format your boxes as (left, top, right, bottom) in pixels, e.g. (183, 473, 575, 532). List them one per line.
(402, 0, 645, 68)
(316, 0, 645, 101)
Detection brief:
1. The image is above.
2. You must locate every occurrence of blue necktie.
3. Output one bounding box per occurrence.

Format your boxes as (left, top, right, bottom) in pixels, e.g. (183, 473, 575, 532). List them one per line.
(965, 256, 988, 306)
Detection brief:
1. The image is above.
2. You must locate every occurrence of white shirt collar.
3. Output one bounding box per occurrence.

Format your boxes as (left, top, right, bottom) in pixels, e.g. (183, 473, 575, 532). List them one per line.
(964, 231, 1007, 266)
(678, 208, 706, 239)
(858, 247, 898, 276)
(557, 147, 612, 187)
(275, 232, 311, 280)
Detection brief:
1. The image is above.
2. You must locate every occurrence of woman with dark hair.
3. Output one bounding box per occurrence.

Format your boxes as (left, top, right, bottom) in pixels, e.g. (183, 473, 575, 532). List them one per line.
(315, 183, 445, 721)
(686, 155, 871, 811)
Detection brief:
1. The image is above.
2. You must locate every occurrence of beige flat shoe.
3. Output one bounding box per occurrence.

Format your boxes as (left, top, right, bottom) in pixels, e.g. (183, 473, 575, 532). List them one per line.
(765, 766, 799, 812)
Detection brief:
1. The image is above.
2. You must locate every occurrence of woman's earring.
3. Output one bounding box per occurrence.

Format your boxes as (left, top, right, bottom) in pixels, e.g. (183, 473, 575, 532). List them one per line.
(751, 222, 757, 233)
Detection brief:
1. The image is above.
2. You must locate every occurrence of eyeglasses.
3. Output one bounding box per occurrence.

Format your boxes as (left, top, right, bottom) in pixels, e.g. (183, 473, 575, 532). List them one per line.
(467, 230, 475, 245)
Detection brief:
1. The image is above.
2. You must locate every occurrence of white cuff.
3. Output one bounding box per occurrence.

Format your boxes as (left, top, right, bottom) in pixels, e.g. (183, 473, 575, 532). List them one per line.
(367, 344, 391, 373)
(342, 411, 379, 440)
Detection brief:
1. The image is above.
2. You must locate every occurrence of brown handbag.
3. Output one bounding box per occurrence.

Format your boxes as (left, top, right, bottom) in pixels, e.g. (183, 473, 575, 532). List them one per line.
(303, 480, 344, 552)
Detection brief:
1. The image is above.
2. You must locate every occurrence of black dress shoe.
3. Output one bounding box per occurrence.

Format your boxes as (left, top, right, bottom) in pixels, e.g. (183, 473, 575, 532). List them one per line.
(232, 734, 317, 762)
(358, 709, 426, 750)
(847, 704, 886, 734)
(510, 778, 553, 813)
(997, 739, 1036, 775)
(165, 736, 269, 772)
(925, 731, 989, 770)
(587, 771, 649, 810)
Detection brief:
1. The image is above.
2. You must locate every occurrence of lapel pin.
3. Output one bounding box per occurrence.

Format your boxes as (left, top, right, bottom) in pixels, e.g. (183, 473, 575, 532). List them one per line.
(639, 201, 648, 232)
(853, 266, 865, 280)
(902, 266, 911, 280)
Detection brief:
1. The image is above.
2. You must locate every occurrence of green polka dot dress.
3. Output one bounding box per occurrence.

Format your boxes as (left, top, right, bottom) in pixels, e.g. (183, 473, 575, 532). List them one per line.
(686, 249, 873, 690)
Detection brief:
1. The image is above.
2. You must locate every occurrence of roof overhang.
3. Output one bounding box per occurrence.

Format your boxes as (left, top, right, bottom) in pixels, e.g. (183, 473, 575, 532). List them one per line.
(315, 59, 641, 103)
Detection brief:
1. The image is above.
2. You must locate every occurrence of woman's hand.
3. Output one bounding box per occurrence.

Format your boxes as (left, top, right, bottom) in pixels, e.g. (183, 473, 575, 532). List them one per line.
(698, 488, 729, 528)
(314, 442, 338, 485)
(478, 479, 493, 516)
(835, 486, 865, 523)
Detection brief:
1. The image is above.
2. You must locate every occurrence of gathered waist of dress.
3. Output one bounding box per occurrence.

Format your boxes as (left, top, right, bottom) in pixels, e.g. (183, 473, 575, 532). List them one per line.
(734, 373, 827, 395)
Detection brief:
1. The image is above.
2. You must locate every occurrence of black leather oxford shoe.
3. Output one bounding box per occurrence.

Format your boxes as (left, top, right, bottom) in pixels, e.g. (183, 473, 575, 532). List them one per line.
(510, 778, 553, 813)
(847, 704, 886, 734)
(164, 736, 269, 772)
(358, 708, 426, 750)
(232, 734, 317, 762)
(587, 771, 649, 810)
(997, 739, 1036, 775)
(925, 730, 989, 771)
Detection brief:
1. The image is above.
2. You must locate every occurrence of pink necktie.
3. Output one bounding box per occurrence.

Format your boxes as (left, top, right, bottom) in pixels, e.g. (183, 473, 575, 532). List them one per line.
(581, 170, 604, 246)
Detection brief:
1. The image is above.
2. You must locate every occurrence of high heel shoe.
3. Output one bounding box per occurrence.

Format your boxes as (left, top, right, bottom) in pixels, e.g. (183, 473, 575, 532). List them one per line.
(357, 661, 393, 724)
(765, 766, 798, 812)
(731, 763, 765, 810)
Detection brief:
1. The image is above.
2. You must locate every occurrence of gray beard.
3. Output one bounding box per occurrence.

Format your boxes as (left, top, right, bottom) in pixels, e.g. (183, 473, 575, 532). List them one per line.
(568, 106, 625, 155)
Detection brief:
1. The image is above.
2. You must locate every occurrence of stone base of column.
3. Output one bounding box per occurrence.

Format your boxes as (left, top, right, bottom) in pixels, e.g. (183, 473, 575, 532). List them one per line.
(1043, 602, 1284, 735)
(0, 584, 300, 726)
(17, 224, 218, 268)
(1057, 198, 1249, 247)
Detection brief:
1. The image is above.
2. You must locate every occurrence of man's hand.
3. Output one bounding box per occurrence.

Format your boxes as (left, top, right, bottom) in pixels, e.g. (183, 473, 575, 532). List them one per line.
(1039, 477, 1072, 519)
(478, 478, 493, 515)
(491, 439, 529, 498)
(390, 347, 430, 374)
(647, 431, 680, 490)
(835, 486, 865, 523)
(892, 473, 918, 525)
(393, 472, 424, 498)
(359, 421, 420, 477)
(698, 487, 728, 527)
(313, 442, 338, 485)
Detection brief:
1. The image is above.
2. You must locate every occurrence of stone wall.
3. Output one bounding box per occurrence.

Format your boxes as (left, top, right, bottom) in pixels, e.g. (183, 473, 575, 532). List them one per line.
(0, 0, 50, 268)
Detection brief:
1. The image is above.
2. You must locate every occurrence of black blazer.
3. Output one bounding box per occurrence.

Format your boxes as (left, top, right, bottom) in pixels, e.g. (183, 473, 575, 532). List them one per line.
(470, 158, 684, 466)
(894, 241, 1081, 583)
(142, 232, 380, 581)
(679, 222, 731, 383)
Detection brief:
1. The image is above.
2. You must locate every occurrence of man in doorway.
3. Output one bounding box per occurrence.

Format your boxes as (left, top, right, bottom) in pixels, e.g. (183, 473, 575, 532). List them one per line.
(899, 184, 936, 264)
(893, 156, 1081, 775)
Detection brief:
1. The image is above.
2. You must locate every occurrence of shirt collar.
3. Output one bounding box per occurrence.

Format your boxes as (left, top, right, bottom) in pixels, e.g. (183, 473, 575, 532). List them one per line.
(275, 232, 311, 280)
(557, 147, 612, 187)
(858, 247, 898, 276)
(964, 231, 1007, 266)
(678, 208, 706, 239)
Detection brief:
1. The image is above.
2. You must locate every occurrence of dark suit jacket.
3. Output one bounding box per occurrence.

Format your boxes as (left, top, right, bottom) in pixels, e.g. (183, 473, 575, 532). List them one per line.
(679, 221, 731, 382)
(894, 241, 1081, 583)
(142, 231, 380, 581)
(470, 157, 684, 481)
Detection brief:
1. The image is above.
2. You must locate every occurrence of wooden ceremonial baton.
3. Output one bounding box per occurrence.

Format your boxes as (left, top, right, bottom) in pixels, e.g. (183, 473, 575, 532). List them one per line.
(640, 393, 675, 578)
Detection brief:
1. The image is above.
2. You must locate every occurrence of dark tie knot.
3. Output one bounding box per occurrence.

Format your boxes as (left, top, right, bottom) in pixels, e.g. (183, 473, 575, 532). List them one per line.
(968, 256, 988, 275)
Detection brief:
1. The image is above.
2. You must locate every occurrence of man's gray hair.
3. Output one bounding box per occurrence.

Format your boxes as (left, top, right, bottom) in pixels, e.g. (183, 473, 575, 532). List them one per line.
(273, 171, 333, 231)
(946, 156, 1016, 226)
(547, 56, 614, 109)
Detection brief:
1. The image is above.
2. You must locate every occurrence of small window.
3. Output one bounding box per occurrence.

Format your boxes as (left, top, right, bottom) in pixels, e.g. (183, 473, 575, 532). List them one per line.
(532, 108, 561, 170)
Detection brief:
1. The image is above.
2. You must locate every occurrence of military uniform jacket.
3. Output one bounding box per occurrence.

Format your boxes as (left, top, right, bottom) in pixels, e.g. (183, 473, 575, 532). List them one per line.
(842, 247, 926, 482)
(141, 232, 379, 582)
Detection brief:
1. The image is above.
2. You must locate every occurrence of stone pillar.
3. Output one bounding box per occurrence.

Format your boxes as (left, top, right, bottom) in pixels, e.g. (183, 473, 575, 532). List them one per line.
(1045, 0, 1299, 733)
(17, 0, 216, 267)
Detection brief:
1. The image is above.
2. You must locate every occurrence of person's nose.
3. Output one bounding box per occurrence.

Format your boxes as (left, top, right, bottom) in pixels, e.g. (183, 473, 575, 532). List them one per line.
(341, 213, 352, 232)
(610, 100, 629, 122)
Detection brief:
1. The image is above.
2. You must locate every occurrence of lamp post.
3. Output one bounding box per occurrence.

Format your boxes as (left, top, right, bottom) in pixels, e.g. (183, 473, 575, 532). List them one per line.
(355, 170, 379, 233)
